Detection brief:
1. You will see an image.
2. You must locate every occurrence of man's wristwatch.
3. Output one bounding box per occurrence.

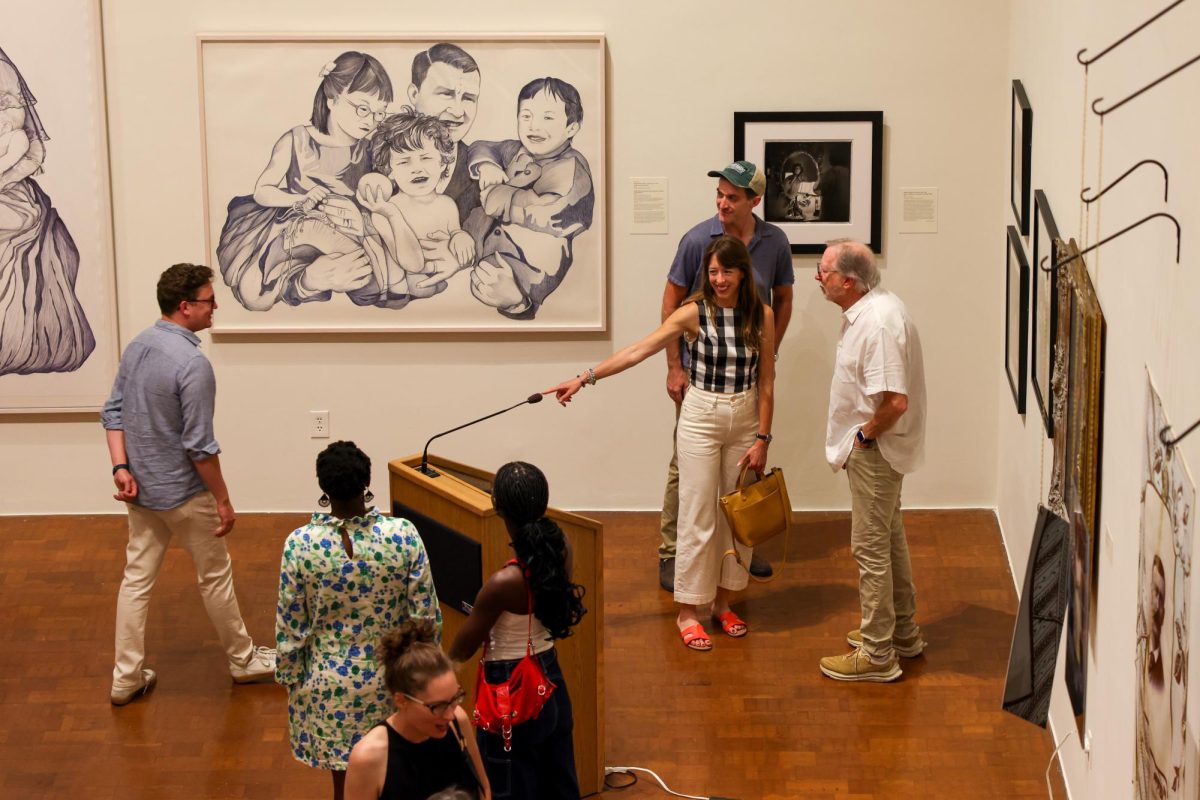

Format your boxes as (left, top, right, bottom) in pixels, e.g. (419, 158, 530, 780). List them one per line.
(856, 430, 875, 446)
(112, 463, 130, 475)
(755, 433, 773, 444)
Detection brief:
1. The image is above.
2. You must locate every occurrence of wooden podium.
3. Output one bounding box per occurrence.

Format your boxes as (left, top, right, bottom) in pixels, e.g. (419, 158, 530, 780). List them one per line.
(389, 454, 604, 796)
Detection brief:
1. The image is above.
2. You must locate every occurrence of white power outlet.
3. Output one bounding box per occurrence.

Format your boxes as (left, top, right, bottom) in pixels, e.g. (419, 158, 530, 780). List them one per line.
(1083, 728, 1092, 755)
(310, 410, 330, 439)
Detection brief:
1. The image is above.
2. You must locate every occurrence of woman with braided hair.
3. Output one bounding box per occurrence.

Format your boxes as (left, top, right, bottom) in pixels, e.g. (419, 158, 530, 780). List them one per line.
(276, 441, 442, 800)
(449, 461, 585, 800)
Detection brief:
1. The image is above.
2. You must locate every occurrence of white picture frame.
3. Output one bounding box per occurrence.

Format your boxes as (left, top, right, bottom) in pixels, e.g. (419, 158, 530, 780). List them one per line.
(0, 0, 119, 412)
(198, 33, 607, 334)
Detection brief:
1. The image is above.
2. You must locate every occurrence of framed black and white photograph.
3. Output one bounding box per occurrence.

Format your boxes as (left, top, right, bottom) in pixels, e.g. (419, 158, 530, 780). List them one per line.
(199, 34, 606, 333)
(1011, 80, 1032, 235)
(1031, 189, 1060, 437)
(1006, 225, 1030, 415)
(734, 111, 882, 254)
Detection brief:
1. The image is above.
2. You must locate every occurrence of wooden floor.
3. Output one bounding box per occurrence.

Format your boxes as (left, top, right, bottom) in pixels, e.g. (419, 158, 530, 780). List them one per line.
(0, 510, 1067, 799)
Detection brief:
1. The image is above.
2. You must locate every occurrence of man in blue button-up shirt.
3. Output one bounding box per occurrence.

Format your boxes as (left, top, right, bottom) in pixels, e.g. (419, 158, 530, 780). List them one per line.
(101, 263, 275, 705)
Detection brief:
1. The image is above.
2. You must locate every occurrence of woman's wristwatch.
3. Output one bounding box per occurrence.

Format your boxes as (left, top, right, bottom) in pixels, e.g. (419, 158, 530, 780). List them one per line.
(755, 433, 773, 444)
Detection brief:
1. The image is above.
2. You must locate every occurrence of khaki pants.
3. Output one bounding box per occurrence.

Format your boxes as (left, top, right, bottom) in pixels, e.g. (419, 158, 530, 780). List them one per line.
(674, 387, 757, 605)
(846, 446, 920, 661)
(659, 404, 681, 559)
(112, 491, 254, 690)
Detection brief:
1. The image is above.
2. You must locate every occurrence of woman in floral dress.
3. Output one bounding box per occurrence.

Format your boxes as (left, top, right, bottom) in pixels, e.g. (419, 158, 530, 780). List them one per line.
(277, 440, 442, 800)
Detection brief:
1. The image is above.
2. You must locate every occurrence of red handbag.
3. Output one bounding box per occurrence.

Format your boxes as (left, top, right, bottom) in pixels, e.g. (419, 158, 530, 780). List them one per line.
(472, 560, 557, 752)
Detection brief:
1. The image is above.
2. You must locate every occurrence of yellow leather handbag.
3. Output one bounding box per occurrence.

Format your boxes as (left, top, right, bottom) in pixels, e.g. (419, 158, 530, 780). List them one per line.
(719, 466, 792, 581)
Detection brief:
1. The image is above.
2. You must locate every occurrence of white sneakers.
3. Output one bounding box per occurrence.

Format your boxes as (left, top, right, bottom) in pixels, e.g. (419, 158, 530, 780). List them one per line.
(110, 669, 157, 706)
(230, 645, 277, 684)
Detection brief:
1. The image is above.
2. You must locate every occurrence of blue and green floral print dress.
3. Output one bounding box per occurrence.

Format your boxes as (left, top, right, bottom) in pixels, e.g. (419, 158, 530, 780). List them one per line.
(275, 508, 442, 769)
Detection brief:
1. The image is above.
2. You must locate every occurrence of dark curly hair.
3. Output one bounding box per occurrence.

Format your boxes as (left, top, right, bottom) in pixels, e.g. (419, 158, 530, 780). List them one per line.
(492, 462, 586, 640)
(377, 619, 451, 695)
(156, 263, 213, 314)
(316, 440, 371, 502)
(369, 108, 454, 177)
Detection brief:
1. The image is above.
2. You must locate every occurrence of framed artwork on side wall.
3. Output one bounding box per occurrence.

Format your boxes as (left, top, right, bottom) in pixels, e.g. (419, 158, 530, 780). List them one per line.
(1005, 225, 1030, 415)
(199, 34, 607, 333)
(0, 0, 120, 412)
(733, 111, 882, 254)
(1030, 189, 1060, 437)
(1011, 80, 1032, 235)
(1062, 239, 1106, 543)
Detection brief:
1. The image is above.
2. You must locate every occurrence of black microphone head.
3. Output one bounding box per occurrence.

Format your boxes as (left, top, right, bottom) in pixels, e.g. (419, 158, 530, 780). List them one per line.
(527, 393, 544, 404)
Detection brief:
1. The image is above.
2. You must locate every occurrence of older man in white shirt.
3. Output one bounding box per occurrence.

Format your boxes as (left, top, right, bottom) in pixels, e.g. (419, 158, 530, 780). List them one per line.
(814, 239, 926, 682)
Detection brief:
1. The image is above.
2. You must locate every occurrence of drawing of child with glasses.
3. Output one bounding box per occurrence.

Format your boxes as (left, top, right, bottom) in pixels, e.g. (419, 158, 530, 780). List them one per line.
(217, 51, 411, 310)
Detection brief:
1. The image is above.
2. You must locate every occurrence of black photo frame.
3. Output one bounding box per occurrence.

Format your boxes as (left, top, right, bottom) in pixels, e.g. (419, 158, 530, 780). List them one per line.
(1006, 225, 1030, 414)
(1030, 190, 1059, 437)
(734, 111, 883, 254)
(1011, 80, 1033, 234)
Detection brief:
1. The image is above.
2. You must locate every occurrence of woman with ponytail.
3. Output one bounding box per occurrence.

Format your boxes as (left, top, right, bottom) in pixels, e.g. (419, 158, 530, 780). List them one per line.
(449, 461, 586, 800)
(345, 620, 489, 800)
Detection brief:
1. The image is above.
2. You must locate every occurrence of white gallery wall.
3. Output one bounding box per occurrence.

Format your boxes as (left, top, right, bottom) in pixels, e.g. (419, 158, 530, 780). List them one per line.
(4, 0, 1008, 513)
(2, 0, 1008, 515)
(1002, 0, 1200, 796)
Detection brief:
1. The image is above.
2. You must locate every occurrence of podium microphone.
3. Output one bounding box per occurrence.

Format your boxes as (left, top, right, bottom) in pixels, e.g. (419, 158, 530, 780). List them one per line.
(418, 393, 544, 477)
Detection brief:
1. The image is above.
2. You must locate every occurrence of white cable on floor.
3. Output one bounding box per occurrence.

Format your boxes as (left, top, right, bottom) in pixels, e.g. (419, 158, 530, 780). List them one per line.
(604, 765, 738, 800)
(1044, 729, 1074, 799)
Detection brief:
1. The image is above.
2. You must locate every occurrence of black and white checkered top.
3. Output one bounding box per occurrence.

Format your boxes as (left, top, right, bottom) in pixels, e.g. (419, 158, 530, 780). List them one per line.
(688, 300, 759, 393)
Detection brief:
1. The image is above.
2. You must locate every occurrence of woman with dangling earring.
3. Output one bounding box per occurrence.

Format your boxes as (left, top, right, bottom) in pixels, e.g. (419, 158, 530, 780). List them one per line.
(276, 440, 442, 800)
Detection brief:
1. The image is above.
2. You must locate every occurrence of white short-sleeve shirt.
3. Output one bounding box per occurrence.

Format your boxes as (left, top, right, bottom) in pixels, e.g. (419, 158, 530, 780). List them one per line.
(825, 289, 926, 473)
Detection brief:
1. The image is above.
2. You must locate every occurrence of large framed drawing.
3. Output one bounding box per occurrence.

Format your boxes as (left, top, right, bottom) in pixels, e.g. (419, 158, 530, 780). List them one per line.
(1005, 225, 1029, 415)
(1030, 190, 1060, 437)
(1010, 80, 1032, 235)
(734, 111, 882, 254)
(198, 34, 606, 333)
(0, 0, 119, 412)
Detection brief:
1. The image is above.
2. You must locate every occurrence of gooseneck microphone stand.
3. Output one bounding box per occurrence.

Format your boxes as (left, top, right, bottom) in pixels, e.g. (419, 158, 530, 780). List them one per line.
(418, 393, 544, 477)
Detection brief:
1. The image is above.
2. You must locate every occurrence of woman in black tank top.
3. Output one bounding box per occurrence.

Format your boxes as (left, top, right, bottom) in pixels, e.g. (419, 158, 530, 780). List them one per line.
(344, 621, 490, 800)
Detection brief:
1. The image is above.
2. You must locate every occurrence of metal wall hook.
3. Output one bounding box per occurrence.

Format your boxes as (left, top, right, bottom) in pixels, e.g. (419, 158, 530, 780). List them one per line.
(1076, 0, 1189, 66)
(1081, 159, 1169, 204)
(1092, 51, 1200, 116)
(1038, 212, 1182, 273)
(1161, 418, 1200, 449)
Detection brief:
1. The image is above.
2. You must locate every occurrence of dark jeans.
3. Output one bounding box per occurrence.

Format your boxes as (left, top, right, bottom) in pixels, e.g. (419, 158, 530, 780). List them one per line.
(478, 647, 580, 800)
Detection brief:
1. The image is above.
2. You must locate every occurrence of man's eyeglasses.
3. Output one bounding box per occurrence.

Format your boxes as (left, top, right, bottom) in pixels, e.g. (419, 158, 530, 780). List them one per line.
(403, 689, 466, 716)
(187, 296, 216, 306)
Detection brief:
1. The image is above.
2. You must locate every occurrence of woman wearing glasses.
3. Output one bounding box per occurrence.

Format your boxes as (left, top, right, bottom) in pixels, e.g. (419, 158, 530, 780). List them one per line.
(448, 461, 586, 800)
(216, 50, 404, 311)
(276, 441, 442, 800)
(345, 619, 489, 800)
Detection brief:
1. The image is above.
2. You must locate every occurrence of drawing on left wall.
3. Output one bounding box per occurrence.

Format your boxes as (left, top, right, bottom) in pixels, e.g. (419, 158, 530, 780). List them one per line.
(0, 44, 94, 376)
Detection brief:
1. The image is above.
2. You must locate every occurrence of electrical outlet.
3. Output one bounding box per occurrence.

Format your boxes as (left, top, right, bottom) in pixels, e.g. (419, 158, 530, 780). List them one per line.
(1083, 728, 1092, 754)
(310, 410, 330, 439)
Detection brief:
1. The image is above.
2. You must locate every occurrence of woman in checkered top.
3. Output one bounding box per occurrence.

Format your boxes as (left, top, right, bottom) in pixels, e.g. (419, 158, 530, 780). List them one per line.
(546, 234, 775, 652)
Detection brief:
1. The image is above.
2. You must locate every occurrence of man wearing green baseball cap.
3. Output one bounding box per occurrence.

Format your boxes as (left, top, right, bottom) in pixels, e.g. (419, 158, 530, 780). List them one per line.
(656, 160, 795, 592)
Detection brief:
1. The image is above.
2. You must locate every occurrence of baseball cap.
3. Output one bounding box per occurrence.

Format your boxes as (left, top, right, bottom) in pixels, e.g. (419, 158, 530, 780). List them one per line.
(707, 160, 766, 197)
